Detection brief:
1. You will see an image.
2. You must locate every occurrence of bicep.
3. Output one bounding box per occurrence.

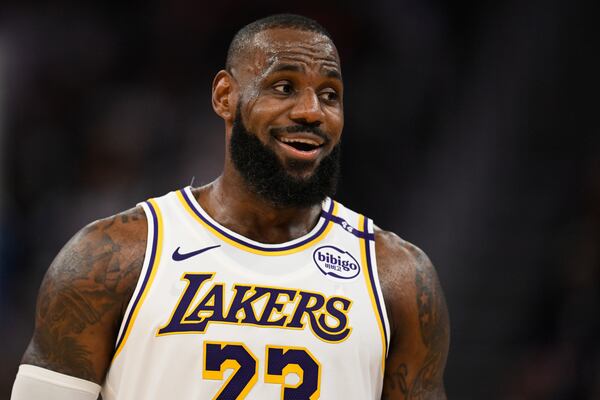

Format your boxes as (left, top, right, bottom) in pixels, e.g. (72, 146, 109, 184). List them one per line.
(22, 214, 144, 384)
(378, 236, 449, 399)
(22, 268, 119, 383)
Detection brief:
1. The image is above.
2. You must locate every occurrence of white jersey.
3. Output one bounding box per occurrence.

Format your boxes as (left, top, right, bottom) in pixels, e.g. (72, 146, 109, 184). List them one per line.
(102, 187, 390, 400)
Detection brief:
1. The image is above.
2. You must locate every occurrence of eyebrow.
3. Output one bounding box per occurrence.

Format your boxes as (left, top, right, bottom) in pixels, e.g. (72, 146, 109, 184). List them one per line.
(268, 63, 342, 81)
(323, 68, 342, 80)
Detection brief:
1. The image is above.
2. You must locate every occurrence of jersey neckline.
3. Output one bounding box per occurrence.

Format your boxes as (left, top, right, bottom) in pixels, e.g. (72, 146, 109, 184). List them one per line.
(177, 186, 337, 256)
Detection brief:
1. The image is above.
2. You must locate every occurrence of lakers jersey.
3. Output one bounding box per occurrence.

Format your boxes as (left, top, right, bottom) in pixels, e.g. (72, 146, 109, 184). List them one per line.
(102, 187, 390, 399)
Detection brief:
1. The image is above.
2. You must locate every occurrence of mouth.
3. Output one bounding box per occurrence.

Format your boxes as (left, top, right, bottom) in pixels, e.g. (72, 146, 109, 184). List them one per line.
(273, 132, 326, 160)
(278, 136, 323, 151)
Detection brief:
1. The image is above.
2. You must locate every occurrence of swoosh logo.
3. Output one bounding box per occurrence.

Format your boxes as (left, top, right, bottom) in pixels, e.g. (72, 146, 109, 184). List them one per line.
(172, 244, 221, 261)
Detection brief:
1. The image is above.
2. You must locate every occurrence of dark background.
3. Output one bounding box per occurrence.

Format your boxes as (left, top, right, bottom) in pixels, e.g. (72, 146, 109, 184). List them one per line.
(0, 0, 598, 399)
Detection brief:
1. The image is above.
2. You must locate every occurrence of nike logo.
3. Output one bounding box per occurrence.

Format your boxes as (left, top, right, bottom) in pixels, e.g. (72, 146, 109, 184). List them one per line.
(172, 244, 221, 261)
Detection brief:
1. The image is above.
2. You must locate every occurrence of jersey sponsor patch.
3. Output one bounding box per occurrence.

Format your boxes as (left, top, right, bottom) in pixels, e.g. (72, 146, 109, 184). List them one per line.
(312, 245, 360, 280)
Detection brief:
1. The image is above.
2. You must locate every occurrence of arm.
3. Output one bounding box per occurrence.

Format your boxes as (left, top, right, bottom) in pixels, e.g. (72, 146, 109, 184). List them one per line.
(376, 229, 450, 400)
(20, 206, 147, 384)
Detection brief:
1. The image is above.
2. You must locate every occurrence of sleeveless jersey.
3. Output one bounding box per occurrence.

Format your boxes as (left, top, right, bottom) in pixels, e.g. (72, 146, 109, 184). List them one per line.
(102, 187, 390, 400)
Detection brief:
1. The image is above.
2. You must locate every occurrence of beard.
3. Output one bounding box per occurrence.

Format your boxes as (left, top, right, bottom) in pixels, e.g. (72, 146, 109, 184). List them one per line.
(229, 108, 340, 208)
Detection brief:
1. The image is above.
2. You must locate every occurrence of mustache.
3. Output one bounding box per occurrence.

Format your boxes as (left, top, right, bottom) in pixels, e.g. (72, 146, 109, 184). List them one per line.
(270, 124, 330, 144)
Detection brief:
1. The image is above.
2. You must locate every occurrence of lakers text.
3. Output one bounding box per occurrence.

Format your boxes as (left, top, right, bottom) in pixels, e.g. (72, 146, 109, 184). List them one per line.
(158, 273, 353, 343)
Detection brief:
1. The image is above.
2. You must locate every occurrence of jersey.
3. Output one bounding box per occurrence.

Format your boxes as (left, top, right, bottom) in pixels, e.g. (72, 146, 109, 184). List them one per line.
(102, 187, 391, 400)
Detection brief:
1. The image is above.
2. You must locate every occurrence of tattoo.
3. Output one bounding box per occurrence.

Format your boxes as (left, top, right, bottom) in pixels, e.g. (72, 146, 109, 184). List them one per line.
(120, 212, 141, 224)
(33, 327, 97, 381)
(382, 363, 409, 399)
(409, 253, 449, 399)
(415, 253, 434, 347)
(24, 207, 146, 382)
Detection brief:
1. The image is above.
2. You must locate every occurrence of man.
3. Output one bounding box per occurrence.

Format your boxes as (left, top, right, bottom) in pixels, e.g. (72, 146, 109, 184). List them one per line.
(12, 14, 449, 400)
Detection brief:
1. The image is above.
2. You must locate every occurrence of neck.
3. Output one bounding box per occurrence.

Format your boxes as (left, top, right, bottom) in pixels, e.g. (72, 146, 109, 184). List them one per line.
(195, 170, 324, 244)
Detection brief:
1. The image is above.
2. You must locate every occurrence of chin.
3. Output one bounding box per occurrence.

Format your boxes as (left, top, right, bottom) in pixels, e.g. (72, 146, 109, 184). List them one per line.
(287, 171, 316, 182)
(284, 163, 319, 181)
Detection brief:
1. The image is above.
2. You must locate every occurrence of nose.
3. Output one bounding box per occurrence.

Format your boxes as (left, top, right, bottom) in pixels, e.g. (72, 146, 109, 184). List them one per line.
(289, 88, 324, 125)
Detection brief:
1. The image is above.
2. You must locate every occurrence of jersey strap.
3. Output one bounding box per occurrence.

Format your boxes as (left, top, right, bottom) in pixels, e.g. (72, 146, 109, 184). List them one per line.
(112, 198, 164, 360)
(359, 215, 391, 374)
(321, 204, 375, 240)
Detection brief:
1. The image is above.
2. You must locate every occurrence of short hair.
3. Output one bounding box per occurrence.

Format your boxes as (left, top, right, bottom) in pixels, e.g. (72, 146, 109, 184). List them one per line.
(226, 14, 333, 71)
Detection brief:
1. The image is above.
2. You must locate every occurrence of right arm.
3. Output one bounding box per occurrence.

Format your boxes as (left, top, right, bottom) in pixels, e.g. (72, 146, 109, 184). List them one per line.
(20, 206, 147, 384)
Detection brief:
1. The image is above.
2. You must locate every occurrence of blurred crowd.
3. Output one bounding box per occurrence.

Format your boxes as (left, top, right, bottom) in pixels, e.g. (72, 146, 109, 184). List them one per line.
(0, 0, 598, 398)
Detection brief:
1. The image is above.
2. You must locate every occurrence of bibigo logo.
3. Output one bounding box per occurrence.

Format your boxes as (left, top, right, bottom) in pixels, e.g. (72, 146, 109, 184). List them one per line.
(312, 245, 360, 280)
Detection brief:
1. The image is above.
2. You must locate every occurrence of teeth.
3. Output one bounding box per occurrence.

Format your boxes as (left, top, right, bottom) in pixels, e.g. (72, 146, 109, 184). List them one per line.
(279, 137, 321, 146)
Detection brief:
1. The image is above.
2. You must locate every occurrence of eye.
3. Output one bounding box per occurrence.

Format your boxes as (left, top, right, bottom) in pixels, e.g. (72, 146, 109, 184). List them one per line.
(319, 88, 339, 103)
(272, 81, 293, 94)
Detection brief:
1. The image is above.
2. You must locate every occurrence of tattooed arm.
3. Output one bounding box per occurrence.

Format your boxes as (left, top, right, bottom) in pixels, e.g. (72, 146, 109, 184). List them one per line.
(20, 207, 147, 384)
(375, 229, 450, 400)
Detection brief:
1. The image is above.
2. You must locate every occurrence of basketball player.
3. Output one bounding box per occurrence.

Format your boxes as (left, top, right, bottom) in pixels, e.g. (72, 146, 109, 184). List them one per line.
(11, 14, 449, 400)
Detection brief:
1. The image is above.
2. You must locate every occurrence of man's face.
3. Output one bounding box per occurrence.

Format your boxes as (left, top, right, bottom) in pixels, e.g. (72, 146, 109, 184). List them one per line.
(230, 28, 344, 181)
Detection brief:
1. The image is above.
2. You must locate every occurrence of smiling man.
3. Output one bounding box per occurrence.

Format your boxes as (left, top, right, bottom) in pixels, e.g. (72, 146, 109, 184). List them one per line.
(12, 14, 449, 400)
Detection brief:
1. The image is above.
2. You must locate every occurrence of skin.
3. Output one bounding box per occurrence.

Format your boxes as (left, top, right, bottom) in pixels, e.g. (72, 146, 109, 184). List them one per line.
(376, 230, 450, 399)
(21, 208, 147, 383)
(19, 27, 449, 399)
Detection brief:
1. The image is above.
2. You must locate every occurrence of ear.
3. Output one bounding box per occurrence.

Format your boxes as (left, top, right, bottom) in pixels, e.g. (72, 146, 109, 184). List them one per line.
(212, 70, 237, 121)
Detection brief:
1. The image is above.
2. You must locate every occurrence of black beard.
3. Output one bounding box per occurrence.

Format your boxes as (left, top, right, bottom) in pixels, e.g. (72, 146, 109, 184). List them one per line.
(229, 109, 340, 208)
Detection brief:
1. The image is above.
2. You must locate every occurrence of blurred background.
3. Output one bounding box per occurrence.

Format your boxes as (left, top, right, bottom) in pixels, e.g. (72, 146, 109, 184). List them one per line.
(0, 0, 598, 398)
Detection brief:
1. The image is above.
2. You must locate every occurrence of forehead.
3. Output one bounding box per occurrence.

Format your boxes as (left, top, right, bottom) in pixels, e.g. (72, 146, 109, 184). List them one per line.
(245, 28, 341, 76)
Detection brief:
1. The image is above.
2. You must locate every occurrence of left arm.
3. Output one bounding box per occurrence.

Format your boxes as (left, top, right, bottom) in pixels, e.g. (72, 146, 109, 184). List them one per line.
(375, 229, 450, 399)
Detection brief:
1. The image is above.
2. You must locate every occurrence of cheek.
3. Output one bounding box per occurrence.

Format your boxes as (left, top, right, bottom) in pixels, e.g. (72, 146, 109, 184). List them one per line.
(326, 109, 344, 137)
(245, 98, 289, 131)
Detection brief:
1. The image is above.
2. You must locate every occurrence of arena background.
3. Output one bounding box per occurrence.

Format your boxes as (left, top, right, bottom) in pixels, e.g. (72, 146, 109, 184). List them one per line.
(0, 1, 598, 398)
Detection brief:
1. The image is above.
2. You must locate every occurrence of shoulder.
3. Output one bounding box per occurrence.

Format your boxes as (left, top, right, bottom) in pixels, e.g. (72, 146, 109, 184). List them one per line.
(82, 205, 147, 248)
(373, 226, 434, 293)
(49, 205, 148, 307)
(51, 205, 147, 283)
(373, 227, 446, 339)
(374, 227, 429, 272)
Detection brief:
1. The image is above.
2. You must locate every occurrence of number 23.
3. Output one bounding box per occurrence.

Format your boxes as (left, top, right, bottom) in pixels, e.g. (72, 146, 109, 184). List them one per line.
(203, 341, 321, 400)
